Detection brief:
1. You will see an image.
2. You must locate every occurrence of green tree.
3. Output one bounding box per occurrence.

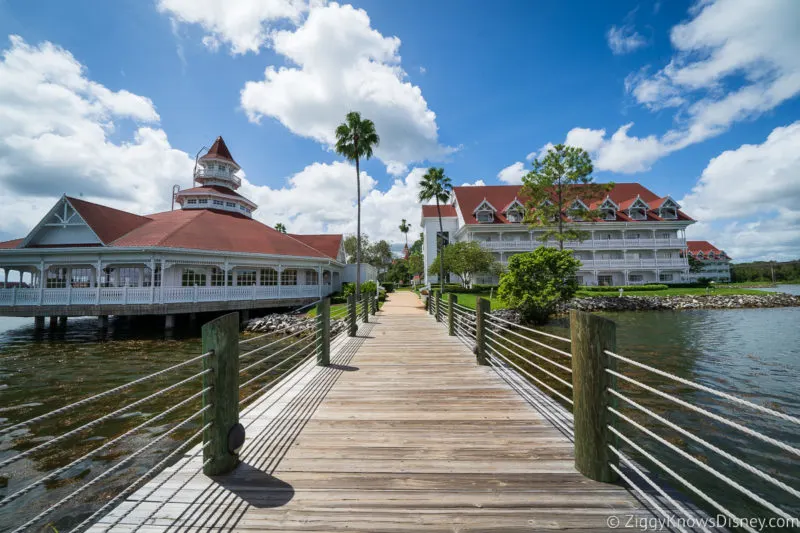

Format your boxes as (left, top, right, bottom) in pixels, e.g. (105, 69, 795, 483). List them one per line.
(335, 111, 380, 300)
(407, 253, 424, 278)
(522, 144, 610, 250)
(498, 247, 581, 324)
(418, 167, 453, 293)
(343, 233, 371, 264)
(385, 259, 410, 284)
(428, 242, 499, 288)
(399, 219, 411, 247)
(274, 222, 287, 234)
(370, 240, 393, 268)
(410, 232, 423, 256)
(687, 255, 704, 273)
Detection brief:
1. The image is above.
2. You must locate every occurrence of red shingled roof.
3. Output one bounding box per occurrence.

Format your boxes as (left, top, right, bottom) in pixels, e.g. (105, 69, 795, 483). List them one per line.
(111, 209, 330, 257)
(200, 136, 239, 167)
(421, 205, 457, 218)
(0, 238, 22, 249)
(67, 196, 152, 244)
(451, 183, 693, 224)
(289, 234, 343, 260)
(687, 240, 730, 259)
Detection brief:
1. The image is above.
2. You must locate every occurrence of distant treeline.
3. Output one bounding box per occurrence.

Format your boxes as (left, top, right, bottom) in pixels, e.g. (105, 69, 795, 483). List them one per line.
(731, 259, 800, 283)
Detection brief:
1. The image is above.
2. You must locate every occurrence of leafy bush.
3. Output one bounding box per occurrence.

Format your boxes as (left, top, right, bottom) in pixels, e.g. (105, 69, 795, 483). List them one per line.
(581, 284, 669, 292)
(498, 248, 580, 325)
(342, 280, 378, 298)
(382, 282, 395, 293)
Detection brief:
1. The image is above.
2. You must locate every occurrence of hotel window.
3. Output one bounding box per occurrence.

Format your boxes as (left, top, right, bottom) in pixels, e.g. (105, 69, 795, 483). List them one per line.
(660, 232, 672, 239)
(629, 274, 644, 283)
(187, 199, 197, 205)
(659, 273, 674, 282)
(237, 270, 257, 286)
(598, 275, 613, 286)
(260, 268, 278, 285)
(629, 233, 640, 239)
(305, 269, 318, 285)
(226, 202, 236, 207)
(198, 199, 208, 205)
(660, 207, 677, 219)
(629, 208, 647, 220)
(181, 269, 206, 287)
(281, 269, 298, 285)
(213, 200, 224, 206)
(506, 209, 523, 223)
(476, 210, 493, 223)
(603, 209, 616, 220)
(209, 267, 228, 287)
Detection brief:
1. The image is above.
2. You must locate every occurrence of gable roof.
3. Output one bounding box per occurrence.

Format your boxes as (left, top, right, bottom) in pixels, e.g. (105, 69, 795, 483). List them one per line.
(66, 197, 152, 245)
(288, 234, 343, 260)
(687, 240, 729, 259)
(200, 136, 239, 167)
(0, 238, 23, 249)
(421, 205, 457, 218)
(451, 183, 694, 224)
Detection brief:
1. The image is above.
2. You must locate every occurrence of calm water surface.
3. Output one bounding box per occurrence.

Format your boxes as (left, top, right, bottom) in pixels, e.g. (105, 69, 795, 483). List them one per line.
(1, 289, 799, 531)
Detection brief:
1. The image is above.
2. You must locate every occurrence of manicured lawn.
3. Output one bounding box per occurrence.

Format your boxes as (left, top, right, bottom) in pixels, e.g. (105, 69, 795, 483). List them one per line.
(443, 292, 507, 310)
(305, 302, 347, 318)
(575, 287, 764, 297)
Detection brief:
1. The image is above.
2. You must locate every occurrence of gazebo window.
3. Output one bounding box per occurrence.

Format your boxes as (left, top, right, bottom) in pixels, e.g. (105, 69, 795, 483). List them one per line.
(305, 269, 319, 285)
(237, 270, 257, 286)
(153, 265, 161, 287)
(118, 267, 141, 287)
(46, 267, 68, 288)
(210, 267, 228, 287)
(181, 269, 206, 287)
(198, 199, 208, 205)
(213, 200, 224, 206)
(260, 268, 278, 286)
(226, 201, 236, 207)
(281, 269, 298, 286)
(70, 268, 92, 288)
(187, 199, 197, 205)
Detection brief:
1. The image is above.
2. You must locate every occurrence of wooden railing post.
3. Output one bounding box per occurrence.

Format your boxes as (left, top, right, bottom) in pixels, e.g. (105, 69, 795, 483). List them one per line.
(316, 297, 330, 366)
(348, 294, 357, 337)
(362, 295, 370, 323)
(425, 295, 431, 314)
(569, 310, 618, 483)
(433, 290, 440, 322)
(202, 312, 242, 476)
(371, 292, 378, 314)
(475, 297, 490, 365)
(447, 293, 456, 336)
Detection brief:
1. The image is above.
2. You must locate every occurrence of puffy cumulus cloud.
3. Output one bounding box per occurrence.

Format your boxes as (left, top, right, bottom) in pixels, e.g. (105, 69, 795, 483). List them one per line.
(496, 162, 527, 185)
(240, 163, 425, 244)
(461, 179, 486, 187)
(606, 24, 648, 55)
(682, 122, 800, 261)
(156, 0, 309, 55)
(240, 2, 453, 169)
(0, 36, 193, 241)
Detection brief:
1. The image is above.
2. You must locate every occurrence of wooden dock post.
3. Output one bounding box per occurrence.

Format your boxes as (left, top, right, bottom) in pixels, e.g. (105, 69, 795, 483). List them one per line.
(371, 293, 378, 314)
(426, 295, 431, 314)
(316, 297, 330, 366)
(433, 289, 441, 322)
(348, 294, 357, 337)
(362, 295, 370, 323)
(475, 297, 490, 365)
(447, 293, 456, 335)
(201, 312, 242, 476)
(570, 309, 618, 483)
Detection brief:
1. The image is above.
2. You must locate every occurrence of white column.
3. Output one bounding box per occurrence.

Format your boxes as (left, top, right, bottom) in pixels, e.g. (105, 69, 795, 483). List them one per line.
(2, 268, 6, 288)
(318, 266, 322, 297)
(277, 265, 282, 298)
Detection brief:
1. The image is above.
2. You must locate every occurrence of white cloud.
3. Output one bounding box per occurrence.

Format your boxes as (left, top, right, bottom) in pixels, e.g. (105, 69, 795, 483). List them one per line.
(239, 2, 453, 168)
(496, 162, 527, 185)
(682, 122, 800, 261)
(385, 160, 408, 177)
(461, 180, 486, 187)
(156, 0, 309, 55)
(0, 36, 193, 241)
(606, 24, 648, 55)
(241, 163, 424, 243)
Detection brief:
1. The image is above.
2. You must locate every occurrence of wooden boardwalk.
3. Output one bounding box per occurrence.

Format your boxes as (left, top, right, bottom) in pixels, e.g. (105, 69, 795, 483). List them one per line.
(89, 291, 660, 532)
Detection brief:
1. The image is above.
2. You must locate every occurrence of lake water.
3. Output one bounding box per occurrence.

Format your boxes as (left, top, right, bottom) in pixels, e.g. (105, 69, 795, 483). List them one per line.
(1, 287, 798, 530)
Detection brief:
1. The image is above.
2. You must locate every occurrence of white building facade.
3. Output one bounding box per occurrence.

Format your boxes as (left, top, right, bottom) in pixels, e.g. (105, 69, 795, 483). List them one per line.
(421, 183, 695, 287)
(0, 137, 348, 318)
(685, 241, 732, 282)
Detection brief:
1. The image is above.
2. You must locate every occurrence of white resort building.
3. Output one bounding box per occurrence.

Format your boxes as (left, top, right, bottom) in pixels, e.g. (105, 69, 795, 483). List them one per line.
(421, 183, 695, 286)
(685, 241, 732, 282)
(0, 137, 350, 325)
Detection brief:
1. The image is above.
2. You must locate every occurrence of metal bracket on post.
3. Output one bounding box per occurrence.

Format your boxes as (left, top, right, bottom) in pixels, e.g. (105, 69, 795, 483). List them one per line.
(316, 297, 330, 366)
(475, 297, 490, 365)
(202, 312, 242, 476)
(348, 294, 357, 337)
(570, 310, 618, 483)
(447, 293, 456, 336)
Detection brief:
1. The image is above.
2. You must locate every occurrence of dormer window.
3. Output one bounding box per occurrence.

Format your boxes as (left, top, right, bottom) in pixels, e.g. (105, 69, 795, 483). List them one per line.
(477, 210, 494, 223)
(502, 198, 525, 223)
(506, 209, 523, 223)
(568, 199, 589, 221)
(657, 196, 680, 219)
(603, 209, 616, 220)
(626, 196, 649, 221)
(598, 196, 618, 221)
(473, 198, 497, 224)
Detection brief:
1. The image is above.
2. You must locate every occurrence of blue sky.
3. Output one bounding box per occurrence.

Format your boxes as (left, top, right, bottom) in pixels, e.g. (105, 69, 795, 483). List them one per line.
(0, 0, 798, 260)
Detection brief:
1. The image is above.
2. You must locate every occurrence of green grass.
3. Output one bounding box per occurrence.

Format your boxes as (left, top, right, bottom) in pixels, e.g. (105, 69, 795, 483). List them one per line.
(575, 287, 764, 297)
(443, 292, 507, 310)
(305, 302, 347, 318)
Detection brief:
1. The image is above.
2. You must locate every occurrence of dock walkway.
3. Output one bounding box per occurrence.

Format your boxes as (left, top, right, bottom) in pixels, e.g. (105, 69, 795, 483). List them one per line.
(90, 291, 659, 532)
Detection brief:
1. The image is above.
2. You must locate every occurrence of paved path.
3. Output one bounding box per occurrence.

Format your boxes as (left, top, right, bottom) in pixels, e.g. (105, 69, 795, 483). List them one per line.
(90, 290, 656, 532)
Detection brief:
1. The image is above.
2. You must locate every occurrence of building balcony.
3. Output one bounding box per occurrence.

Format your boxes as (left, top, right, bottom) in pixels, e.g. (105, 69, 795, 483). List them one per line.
(578, 258, 688, 269)
(194, 167, 242, 187)
(0, 284, 330, 307)
(478, 237, 686, 251)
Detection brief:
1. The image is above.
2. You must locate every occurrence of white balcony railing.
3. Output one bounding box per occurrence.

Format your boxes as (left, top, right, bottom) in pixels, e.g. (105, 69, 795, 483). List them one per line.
(478, 237, 686, 251)
(0, 284, 332, 307)
(194, 167, 242, 187)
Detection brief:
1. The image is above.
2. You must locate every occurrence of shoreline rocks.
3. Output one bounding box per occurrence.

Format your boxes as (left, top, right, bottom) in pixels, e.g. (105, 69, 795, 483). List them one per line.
(244, 313, 312, 334)
(560, 293, 800, 313)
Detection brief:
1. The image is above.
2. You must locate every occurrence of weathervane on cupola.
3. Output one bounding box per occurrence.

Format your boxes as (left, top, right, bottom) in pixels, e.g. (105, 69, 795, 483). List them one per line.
(172, 136, 258, 218)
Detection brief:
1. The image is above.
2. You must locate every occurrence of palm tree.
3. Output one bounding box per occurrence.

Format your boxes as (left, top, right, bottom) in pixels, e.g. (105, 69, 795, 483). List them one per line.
(399, 219, 411, 246)
(335, 112, 380, 300)
(274, 222, 287, 234)
(418, 167, 452, 293)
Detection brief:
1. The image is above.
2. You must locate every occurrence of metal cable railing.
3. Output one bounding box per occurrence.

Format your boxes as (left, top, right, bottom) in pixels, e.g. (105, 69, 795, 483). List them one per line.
(603, 347, 800, 531)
